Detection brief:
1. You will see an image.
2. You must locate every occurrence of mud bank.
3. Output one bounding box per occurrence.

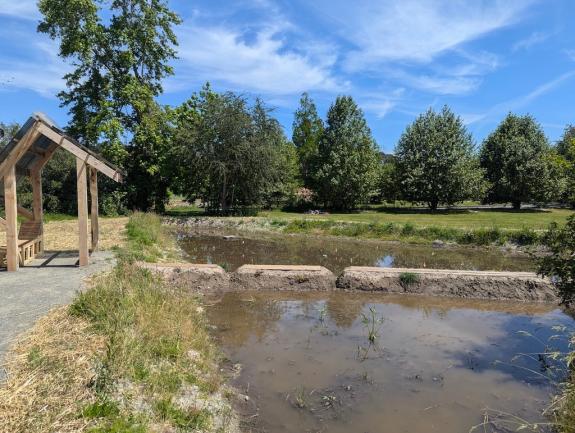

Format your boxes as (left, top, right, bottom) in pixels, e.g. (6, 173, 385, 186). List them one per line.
(337, 266, 557, 302)
(138, 262, 557, 302)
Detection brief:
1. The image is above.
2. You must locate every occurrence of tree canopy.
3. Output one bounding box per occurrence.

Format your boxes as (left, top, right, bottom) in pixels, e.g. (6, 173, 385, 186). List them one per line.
(394, 106, 485, 210)
(313, 96, 380, 210)
(173, 86, 297, 213)
(292, 93, 323, 187)
(38, 0, 181, 211)
(480, 113, 554, 209)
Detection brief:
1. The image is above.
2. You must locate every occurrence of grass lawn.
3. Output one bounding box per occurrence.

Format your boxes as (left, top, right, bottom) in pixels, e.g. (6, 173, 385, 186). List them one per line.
(259, 207, 574, 231)
(0, 216, 128, 251)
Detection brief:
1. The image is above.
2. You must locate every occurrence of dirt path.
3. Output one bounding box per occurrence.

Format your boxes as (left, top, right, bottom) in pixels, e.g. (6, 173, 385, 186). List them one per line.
(0, 251, 115, 380)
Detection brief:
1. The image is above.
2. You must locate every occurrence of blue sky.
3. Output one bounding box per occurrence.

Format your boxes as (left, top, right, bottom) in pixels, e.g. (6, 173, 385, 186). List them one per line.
(0, 0, 574, 153)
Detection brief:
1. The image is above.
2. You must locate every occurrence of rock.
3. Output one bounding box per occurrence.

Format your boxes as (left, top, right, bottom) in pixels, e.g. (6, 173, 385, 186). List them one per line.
(336, 266, 558, 302)
(432, 240, 445, 249)
(231, 264, 337, 291)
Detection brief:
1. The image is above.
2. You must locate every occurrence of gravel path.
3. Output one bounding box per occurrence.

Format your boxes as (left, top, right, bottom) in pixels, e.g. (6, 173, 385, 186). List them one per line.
(0, 251, 115, 377)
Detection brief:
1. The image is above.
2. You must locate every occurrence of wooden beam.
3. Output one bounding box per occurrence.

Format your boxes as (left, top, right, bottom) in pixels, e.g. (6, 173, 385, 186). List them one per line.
(89, 167, 99, 251)
(17, 205, 34, 221)
(0, 125, 41, 180)
(4, 166, 19, 271)
(77, 158, 89, 266)
(30, 142, 59, 173)
(31, 170, 43, 225)
(37, 123, 123, 182)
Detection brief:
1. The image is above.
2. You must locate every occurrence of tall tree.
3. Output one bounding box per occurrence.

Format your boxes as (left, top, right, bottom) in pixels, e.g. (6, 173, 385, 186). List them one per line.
(557, 124, 575, 159)
(313, 96, 380, 210)
(173, 86, 297, 212)
(395, 106, 485, 210)
(556, 125, 575, 207)
(292, 93, 323, 187)
(38, 0, 181, 211)
(480, 113, 554, 209)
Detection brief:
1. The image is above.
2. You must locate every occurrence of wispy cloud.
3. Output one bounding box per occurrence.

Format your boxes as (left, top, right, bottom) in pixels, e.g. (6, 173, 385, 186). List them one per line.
(329, 0, 535, 67)
(171, 23, 345, 96)
(512, 31, 550, 51)
(566, 50, 575, 61)
(0, 0, 39, 20)
(465, 71, 575, 125)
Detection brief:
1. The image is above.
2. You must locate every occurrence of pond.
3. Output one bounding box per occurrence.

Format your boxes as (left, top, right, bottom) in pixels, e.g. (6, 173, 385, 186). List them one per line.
(206, 291, 574, 433)
(179, 230, 535, 274)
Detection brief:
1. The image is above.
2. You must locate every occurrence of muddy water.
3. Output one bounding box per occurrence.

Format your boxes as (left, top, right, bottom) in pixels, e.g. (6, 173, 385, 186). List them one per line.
(179, 231, 535, 274)
(207, 292, 574, 433)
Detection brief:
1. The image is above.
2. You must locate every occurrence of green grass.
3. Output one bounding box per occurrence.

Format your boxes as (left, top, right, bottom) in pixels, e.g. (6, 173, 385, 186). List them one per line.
(399, 272, 420, 288)
(259, 207, 573, 231)
(66, 213, 225, 432)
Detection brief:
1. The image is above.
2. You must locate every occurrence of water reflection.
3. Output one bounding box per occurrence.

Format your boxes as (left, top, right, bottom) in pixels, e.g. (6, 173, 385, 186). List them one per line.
(180, 230, 535, 274)
(206, 292, 573, 433)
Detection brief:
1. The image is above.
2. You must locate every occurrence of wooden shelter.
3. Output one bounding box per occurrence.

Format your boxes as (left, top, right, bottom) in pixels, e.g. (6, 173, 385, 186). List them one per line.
(0, 113, 123, 271)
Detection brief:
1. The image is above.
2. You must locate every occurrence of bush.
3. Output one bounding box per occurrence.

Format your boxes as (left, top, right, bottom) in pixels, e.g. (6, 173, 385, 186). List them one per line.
(538, 215, 575, 305)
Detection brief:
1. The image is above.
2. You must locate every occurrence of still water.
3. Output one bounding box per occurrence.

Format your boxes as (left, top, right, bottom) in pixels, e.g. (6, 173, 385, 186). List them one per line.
(206, 292, 574, 433)
(179, 231, 535, 274)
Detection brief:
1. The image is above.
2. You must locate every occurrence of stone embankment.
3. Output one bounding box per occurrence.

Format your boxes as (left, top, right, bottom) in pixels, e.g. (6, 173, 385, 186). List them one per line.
(138, 262, 557, 303)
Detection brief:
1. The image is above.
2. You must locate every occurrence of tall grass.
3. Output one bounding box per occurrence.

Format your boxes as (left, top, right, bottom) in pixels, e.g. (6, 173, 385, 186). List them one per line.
(282, 219, 541, 246)
(0, 213, 235, 433)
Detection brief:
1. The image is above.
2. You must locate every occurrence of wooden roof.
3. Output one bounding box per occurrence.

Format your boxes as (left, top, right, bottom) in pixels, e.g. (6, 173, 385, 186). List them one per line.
(0, 113, 124, 193)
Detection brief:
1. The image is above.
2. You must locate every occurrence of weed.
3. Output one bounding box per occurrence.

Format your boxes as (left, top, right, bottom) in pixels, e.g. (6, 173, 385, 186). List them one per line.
(82, 400, 120, 419)
(293, 386, 308, 409)
(154, 398, 212, 430)
(399, 272, 420, 288)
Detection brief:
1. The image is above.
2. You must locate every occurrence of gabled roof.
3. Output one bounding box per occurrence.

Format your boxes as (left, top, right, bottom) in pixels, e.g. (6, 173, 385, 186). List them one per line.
(0, 113, 124, 192)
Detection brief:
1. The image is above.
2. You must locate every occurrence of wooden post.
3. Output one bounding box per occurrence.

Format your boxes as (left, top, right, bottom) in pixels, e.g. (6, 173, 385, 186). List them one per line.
(76, 158, 89, 266)
(4, 166, 19, 271)
(31, 171, 43, 222)
(89, 167, 99, 251)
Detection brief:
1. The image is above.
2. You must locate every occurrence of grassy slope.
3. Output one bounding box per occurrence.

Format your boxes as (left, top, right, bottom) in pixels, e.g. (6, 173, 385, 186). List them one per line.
(0, 213, 236, 433)
(166, 204, 573, 246)
(260, 208, 572, 230)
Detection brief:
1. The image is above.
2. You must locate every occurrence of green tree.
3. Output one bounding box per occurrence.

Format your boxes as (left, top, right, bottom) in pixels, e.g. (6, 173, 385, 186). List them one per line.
(38, 0, 181, 211)
(313, 96, 380, 210)
(0, 122, 19, 149)
(292, 93, 323, 186)
(377, 155, 400, 203)
(557, 124, 575, 159)
(173, 87, 296, 213)
(395, 106, 485, 210)
(538, 215, 575, 305)
(556, 125, 575, 207)
(480, 113, 554, 209)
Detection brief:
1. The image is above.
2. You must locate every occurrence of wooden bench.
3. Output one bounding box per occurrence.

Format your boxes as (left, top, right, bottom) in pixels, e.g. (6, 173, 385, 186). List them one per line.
(0, 221, 43, 267)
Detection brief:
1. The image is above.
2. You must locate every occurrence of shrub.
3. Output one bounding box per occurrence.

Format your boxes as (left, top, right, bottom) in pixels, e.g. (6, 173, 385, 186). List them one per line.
(538, 215, 575, 305)
(399, 272, 420, 288)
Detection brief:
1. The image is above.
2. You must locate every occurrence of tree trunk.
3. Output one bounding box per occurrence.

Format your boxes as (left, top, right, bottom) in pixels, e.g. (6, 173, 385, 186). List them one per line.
(430, 200, 439, 211)
(512, 200, 521, 210)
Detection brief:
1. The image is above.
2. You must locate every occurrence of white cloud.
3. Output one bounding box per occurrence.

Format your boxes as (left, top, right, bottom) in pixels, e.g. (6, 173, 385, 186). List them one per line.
(300, 0, 533, 96)
(326, 0, 535, 68)
(566, 50, 575, 61)
(171, 24, 345, 95)
(0, 39, 67, 97)
(512, 31, 550, 52)
(0, 0, 39, 19)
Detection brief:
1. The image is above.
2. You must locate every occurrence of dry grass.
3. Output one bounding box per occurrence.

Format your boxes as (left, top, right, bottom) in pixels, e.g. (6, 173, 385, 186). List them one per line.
(0, 214, 238, 433)
(0, 307, 106, 433)
(0, 217, 128, 251)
